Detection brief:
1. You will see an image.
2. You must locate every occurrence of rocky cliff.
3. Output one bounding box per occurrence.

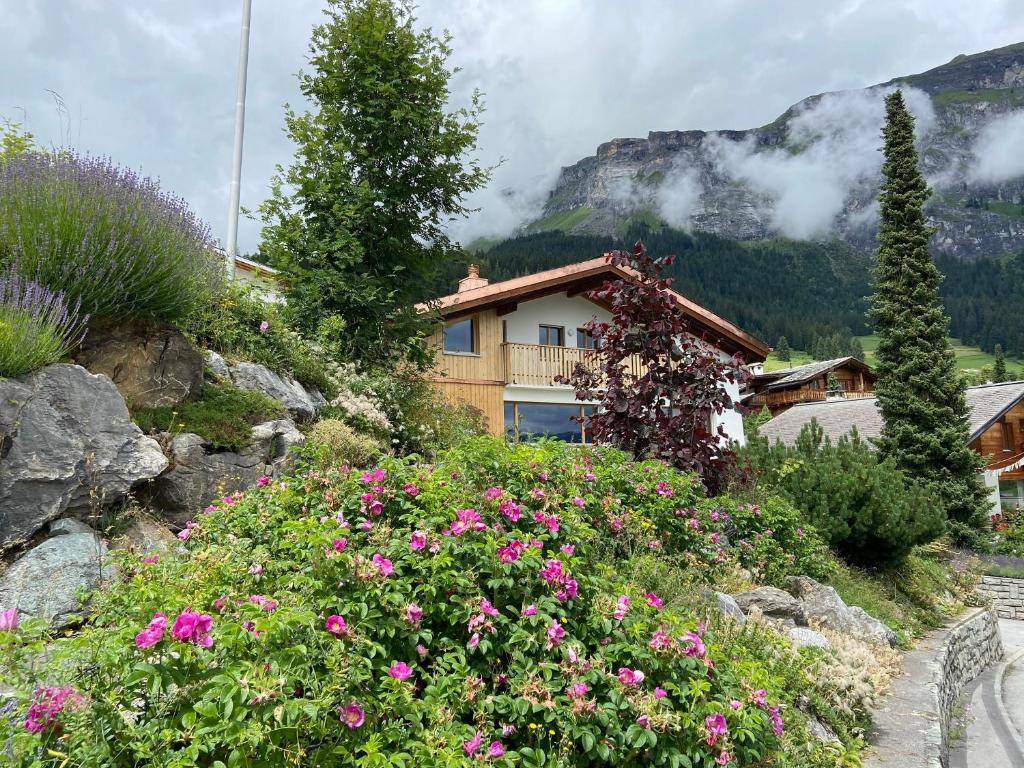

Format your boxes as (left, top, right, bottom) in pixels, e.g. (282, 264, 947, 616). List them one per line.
(537, 43, 1024, 260)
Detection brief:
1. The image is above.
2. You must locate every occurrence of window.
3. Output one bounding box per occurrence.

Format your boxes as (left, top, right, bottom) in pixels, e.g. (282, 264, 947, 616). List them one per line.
(539, 325, 564, 346)
(577, 328, 599, 349)
(504, 402, 589, 443)
(443, 317, 476, 354)
(1002, 421, 1014, 452)
(999, 479, 1024, 510)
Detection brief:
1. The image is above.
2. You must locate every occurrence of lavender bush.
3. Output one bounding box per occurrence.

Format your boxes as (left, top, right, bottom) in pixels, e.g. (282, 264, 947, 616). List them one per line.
(0, 268, 88, 377)
(0, 152, 222, 322)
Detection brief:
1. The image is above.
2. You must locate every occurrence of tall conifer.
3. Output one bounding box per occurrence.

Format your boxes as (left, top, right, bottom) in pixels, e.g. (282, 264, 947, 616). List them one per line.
(993, 344, 1008, 383)
(869, 91, 987, 526)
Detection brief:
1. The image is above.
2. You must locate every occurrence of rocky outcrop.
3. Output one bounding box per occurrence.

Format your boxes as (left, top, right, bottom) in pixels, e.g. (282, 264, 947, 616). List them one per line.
(714, 591, 747, 625)
(0, 521, 116, 627)
(733, 586, 807, 624)
(114, 515, 180, 555)
(787, 626, 831, 650)
(204, 352, 326, 422)
(0, 364, 168, 553)
(536, 43, 1024, 261)
(784, 575, 897, 647)
(75, 319, 204, 408)
(148, 419, 303, 527)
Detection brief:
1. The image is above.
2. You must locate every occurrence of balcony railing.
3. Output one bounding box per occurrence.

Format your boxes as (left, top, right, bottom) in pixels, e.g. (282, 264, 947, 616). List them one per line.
(748, 388, 874, 409)
(502, 343, 644, 386)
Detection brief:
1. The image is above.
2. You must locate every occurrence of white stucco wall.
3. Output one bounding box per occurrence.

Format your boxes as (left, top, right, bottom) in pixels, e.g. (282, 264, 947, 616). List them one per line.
(503, 293, 611, 346)
(497, 292, 749, 447)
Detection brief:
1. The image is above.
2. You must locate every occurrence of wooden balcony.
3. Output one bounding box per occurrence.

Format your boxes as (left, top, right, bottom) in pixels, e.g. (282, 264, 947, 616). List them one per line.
(502, 343, 643, 386)
(749, 387, 874, 410)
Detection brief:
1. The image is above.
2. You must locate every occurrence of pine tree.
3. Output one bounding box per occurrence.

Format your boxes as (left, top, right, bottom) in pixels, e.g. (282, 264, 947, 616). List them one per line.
(993, 344, 1008, 383)
(775, 336, 792, 362)
(869, 91, 987, 527)
(848, 336, 865, 362)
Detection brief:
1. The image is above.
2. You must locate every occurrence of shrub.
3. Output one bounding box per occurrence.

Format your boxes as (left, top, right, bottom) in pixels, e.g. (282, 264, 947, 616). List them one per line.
(0, 152, 221, 322)
(132, 383, 286, 452)
(744, 422, 946, 566)
(182, 284, 334, 393)
(1, 438, 837, 767)
(0, 268, 87, 376)
(992, 507, 1024, 557)
(305, 418, 384, 468)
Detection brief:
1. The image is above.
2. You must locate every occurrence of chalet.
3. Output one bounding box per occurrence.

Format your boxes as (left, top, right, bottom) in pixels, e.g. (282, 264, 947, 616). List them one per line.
(747, 357, 876, 414)
(420, 259, 771, 445)
(758, 380, 1024, 515)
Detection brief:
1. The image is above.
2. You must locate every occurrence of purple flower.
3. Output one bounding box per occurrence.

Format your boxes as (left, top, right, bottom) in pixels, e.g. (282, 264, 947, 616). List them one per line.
(171, 611, 213, 648)
(388, 661, 413, 681)
(134, 612, 166, 649)
(259, 320, 269, 332)
(406, 603, 423, 624)
(341, 701, 365, 729)
(463, 730, 483, 756)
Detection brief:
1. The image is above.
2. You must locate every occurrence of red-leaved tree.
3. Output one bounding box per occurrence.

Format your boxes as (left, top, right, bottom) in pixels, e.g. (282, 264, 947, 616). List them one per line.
(560, 242, 749, 491)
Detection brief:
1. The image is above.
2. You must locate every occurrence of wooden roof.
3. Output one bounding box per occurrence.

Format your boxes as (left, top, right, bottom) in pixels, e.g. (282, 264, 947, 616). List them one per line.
(754, 356, 875, 392)
(419, 257, 771, 361)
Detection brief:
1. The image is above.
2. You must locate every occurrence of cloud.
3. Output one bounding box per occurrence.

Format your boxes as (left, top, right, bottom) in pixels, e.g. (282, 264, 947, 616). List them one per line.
(702, 86, 937, 239)
(654, 164, 702, 230)
(969, 110, 1024, 184)
(1, 1, 1022, 251)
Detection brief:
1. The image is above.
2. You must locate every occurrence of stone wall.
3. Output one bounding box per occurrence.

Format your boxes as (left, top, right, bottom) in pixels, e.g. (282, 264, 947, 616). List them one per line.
(976, 576, 1024, 619)
(866, 607, 1003, 768)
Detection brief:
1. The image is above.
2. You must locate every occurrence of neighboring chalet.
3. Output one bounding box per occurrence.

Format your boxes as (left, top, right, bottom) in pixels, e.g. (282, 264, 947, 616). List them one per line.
(420, 259, 771, 445)
(758, 380, 1024, 514)
(747, 357, 876, 414)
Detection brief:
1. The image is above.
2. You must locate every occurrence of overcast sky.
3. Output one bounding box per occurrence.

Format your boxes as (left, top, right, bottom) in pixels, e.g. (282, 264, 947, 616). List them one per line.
(3, 1, 1023, 252)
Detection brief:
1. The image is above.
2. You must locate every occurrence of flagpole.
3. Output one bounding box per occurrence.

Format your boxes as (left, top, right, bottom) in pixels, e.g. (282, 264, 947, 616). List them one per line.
(225, 0, 252, 279)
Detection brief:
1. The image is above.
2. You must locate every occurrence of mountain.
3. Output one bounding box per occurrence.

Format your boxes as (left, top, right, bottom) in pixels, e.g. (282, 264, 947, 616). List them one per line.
(532, 43, 1024, 260)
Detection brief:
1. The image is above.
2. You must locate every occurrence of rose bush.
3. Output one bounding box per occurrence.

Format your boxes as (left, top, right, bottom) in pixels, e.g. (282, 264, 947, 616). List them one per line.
(2, 438, 845, 767)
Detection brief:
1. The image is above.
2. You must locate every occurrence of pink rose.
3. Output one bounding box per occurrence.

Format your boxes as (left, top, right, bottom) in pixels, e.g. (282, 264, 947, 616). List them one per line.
(170, 611, 213, 648)
(0, 608, 19, 631)
(406, 603, 423, 624)
(134, 612, 167, 649)
(617, 667, 645, 686)
(388, 661, 413, 681)
(341, 701, 365, 729)
(325, 615, 347, 637)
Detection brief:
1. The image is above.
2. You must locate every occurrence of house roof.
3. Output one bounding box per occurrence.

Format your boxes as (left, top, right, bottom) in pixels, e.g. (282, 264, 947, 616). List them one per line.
(754, 356, 875, 391)
(419, 257, 771, 361)
(758, 380, 1024, 447)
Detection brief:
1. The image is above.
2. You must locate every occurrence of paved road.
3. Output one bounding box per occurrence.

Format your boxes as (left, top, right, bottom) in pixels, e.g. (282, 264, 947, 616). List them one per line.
(949, 619, 1024, 768)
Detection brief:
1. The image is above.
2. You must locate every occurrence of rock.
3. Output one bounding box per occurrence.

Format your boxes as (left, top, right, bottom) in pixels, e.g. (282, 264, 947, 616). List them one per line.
(114, 516, 180, 554)
(148, 419, 304, 527)
(715, 591, 747, 625)
(49, 518, 98, 537)
(733, 586, 807, 624)
(228, 362, 321, 421)
(0, 532, 116, 627)
(0, 364, 169, 553)
(205, 350, 231, 379)
(806, 717, 840, 744)
(75, 319, 204, 408)
(784, 575, 897, 647)
(787, 626, 831, 650)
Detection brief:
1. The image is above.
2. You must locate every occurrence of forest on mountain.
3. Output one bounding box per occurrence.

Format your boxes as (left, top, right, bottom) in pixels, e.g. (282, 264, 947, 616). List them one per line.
(432, 226, 1024, 359)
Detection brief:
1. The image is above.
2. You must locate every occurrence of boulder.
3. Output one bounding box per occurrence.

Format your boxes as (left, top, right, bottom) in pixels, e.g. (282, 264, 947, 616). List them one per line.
(228, 362, 323, 421)
(75, 319, 204, 408)
(787, 626, 831, 650)
(149, 419, 304, 527)
(0, 528, 116, 627)
(0, 364, 168, 553)
(806, 718, 840, 744)
(49, 518, 98, 537)
(733, 586, 807, 624)
(114, 515, 180, 555)
(715, 591, 747, 625)
(784, 575, 897, 647)
(205, 350, 232, 379)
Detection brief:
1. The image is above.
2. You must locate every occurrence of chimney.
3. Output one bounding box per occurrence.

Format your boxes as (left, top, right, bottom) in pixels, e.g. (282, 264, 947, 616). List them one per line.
(458, 263, 489, 292)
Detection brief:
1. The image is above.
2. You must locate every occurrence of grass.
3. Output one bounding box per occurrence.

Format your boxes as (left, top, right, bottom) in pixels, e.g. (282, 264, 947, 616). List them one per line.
(985, 199, 1024, 219)
(982, 563, 1024, 579)
(932, 88, 1024, 108)
(856, 334, 1024, 376)
(525, 205, 593, 234)
(132, 382, 286, 452)
(763, 350, 816, 372)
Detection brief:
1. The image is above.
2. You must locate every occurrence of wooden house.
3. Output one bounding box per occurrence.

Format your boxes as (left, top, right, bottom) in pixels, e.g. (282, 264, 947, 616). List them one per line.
(748, 357, 876, 414)
(758, 380, 1024, 515)
(419, 259, 770, 445)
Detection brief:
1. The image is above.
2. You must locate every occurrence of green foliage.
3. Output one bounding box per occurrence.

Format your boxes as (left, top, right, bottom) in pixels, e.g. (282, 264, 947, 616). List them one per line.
(2, 438, 842, 767)
(0, 270, 88, 377)
(182, 284, 334, 393)
(525, 205, 593, 234)
(869, 91, 988, 527)
(993, 508, 1024, 557)
(744, 422, 946, 566)
(132, 383, 286, 452)
(305, 418, 385, 468)
(0, 153, 221, 323)
(993, 344, 1008, 382)
(0, 119, 34, 162)
(260, 0, 489, 366)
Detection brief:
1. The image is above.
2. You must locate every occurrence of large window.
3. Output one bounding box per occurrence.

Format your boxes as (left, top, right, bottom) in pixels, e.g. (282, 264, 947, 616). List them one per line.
(1000, 479, 1024, 510)
(576, 328, 599, 349)
(539, 324, 564, 347)
(505, 402, 591, 443)
(443, 317, 477, 354)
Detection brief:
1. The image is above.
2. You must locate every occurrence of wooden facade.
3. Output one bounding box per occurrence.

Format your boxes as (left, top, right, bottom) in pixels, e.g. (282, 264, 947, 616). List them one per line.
(973, 400, 1024, 478)
(750, 359, 876, 414)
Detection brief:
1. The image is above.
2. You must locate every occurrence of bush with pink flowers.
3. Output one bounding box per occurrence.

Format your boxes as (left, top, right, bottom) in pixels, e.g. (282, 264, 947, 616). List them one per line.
(1, 437, 853, 767)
